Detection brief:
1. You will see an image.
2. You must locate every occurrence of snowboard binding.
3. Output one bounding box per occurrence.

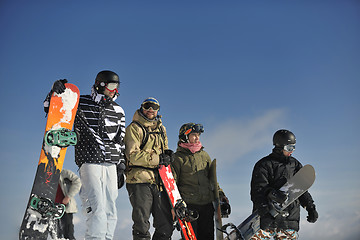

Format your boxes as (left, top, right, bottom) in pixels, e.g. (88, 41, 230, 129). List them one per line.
(29, 194, 65, 219)
(174, 199, 199, 222)
(45, 128, 77, 147)
(221, 223, 245, 240)
(267, 188, 290, 217)
(269, 201, 290, 218)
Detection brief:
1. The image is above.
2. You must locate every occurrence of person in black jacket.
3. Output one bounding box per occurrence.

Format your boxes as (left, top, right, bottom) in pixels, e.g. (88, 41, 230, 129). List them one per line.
(250, 129, 318, 240)
(44, 70, 126, 240)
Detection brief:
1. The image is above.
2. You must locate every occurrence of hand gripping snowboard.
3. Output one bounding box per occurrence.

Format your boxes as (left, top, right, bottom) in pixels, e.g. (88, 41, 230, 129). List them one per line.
(223, 164, 316, 240)
(158, 165, 197, 240)
(19, 83, 79, 240)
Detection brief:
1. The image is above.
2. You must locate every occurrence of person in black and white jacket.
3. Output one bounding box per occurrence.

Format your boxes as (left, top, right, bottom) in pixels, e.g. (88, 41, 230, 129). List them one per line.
(44, 70, 126, 240)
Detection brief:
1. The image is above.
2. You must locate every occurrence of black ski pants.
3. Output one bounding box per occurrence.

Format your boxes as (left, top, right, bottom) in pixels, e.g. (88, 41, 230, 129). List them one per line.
(187, 202, 215, 240)
(126, 183, 174, 240)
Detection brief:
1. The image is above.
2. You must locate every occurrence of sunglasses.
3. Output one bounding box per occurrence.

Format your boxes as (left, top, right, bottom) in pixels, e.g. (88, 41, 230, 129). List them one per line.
(105, 82, 119, 92)
(142, 102, 160, 111)
(284, 144, 296, 152)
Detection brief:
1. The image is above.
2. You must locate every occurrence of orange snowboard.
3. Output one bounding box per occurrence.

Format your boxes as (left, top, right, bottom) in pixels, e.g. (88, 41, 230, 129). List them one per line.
(19, 83, 80, 240)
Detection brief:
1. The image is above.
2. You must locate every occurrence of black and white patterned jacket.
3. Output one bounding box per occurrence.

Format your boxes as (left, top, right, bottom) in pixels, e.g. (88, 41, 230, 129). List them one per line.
(44, 86, 126, 167)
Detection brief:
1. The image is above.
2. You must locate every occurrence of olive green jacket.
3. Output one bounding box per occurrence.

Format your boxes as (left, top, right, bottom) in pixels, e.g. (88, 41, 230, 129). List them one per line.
(172, 145, 217, 205)
(125, 110, 168, 184)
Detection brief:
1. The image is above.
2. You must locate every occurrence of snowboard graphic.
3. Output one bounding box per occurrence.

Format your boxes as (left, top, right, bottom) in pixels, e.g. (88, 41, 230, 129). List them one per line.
(19, 83, 80, 240)
(209, 159, 224, 240)
(223, 164, 316, 240)
(158, 165, 197, 240)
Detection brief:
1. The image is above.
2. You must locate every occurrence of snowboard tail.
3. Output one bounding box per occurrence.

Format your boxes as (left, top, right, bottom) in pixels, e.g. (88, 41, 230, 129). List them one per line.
(19, 83, 79, 240)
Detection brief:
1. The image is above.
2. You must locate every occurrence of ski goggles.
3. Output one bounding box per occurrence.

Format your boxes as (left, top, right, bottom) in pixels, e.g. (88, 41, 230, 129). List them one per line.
(142, 102, 160, 111)
(284, 144, 296, 152)
(105, 82, 119, 92)
(185, 124, 204, 135)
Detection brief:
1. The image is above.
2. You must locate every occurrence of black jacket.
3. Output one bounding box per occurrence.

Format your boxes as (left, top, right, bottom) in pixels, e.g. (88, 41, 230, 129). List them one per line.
(250, 148, 314, 231)
(73, 87, 125, 167)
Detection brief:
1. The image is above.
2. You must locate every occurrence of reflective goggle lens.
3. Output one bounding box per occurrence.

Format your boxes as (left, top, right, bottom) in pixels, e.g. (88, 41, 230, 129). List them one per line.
(185, 124, 204, 135)
(106, 83, 119, 91)
(284, 144, 296, 152)
(142, 102, 160, 111)
(192, 124, 204, 133)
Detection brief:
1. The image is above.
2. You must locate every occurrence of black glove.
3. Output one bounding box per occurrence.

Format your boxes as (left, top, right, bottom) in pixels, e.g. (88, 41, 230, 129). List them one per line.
(159, 149, 174, 167)
(159, 154, 171, 166)
(306, 204, 318, 223)
(220, 200, 231, 218)
(116, 162, 126, 189)
(52, 79, 68, 94)
(164, 149, 174, 161)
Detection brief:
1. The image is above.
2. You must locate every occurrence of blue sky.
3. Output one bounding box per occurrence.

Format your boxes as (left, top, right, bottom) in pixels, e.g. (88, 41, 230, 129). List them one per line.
(1, 1, 359, 239)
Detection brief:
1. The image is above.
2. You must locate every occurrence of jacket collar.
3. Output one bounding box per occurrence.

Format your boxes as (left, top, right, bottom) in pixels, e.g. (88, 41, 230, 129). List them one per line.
(91, 85, 117, 104)
(271, 147, 291, 162)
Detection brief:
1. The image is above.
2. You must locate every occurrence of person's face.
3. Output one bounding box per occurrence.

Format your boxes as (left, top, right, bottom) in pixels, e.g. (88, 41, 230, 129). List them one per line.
(282, 144, 295, 157)
(103, 82, 119, 98)
(188, 132, 200, 144)
(142, 108, 158, 120)
(103, 88, 116, 98)
(282, 149, 293, 157)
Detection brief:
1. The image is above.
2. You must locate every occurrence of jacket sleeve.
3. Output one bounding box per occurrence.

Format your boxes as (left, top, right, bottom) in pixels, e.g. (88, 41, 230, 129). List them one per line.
(171, 153, 182, 183)
(299, 190, 315, 208)
(250, 161, 271, 209)
(61, 169, 82, 198)
(113, 106, 126, 161)
(162, 125, 169, 150)
(124, 123, 160, 168)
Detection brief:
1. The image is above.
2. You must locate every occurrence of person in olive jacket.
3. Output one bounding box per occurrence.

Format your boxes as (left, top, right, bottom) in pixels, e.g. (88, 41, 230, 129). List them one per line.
(250, 129, 318, 240)
(171, 123, 228, 240)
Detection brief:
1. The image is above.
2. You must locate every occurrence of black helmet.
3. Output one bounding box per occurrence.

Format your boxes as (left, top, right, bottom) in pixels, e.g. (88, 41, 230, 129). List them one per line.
(94, 70, 120, 94)
(273, 129, 296, 147)
(179, 123, 204, 143)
